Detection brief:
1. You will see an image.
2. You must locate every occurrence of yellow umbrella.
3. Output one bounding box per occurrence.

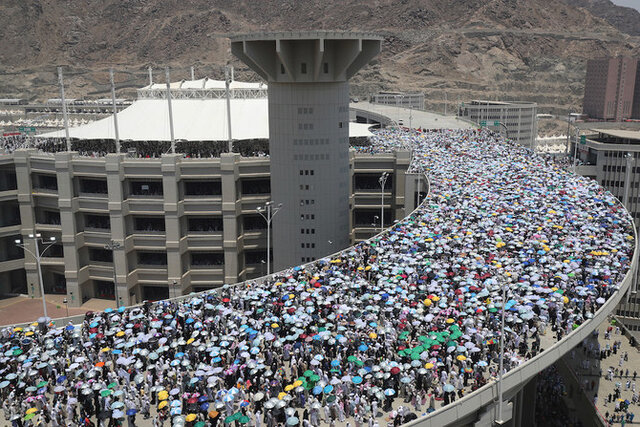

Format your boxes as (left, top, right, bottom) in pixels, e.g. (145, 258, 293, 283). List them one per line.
(365, 265, 372, 271)
(278, 392, 287, 400)
(423, 299, 432, 307)
(26, 408, 38, 415)
(116, 331, 125, 337)
(271, 323, 279, 328)
(369, 332, 378, 339)
(284, 384, 294, 392)
(158, 390, 169, 401)
(100, 347, 110, 353)
(431, 296, 440, 302)
(293, 380, 303, 388)
(357, 266, 364, 271)
(158, 401, 168, 409)
(445, 318, 454, 324)
(456, 355, 467, 361)
(25, 331, 34, 337)
(185, 414, 197, 422)
(13, 327, 22, 332)
(424, 363, 434, 369)
(187, 338, 195, 345)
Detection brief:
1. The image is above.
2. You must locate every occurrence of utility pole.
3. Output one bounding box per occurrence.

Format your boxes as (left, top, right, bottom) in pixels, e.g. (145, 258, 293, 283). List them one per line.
(190, 66, 195, 81)
(225, 66, 233, 153)
(109, 68, 121, 154)
(104, 240, 122, 307)
(256, 201, 282, 275)
(15, 234, 57, 319)
(379, 172, 389, 232)
(57, 67, 71, 151)
(165, 67, 176, 154)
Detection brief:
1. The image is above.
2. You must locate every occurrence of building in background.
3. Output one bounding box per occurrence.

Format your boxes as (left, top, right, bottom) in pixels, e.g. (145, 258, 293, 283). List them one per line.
(371, 92, 425, 111)
(583, 56, 639, 122)
(574, 126, 640, 338)
(459, 100, 538, 149)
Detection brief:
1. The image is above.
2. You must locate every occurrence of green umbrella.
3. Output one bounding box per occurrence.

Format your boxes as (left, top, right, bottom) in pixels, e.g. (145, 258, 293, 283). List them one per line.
(410, 353, 421, 361)
(347, 355, 358, 362)
(107, 382, 117, 389)
(36, 381, 48, 388)
(354, 360, 364, 367)
(489, 308, 498, 313)
(195, 422, 206, 427)
(309, 375, 320, 382)
(303, 370, 313, 377)
(224, 415, 235, 424)
(326, 395, 336, 403)
(100, 389, 112, 397)
(24, 413, 35, 421)
(238, 416, 250, 424)
(13, 349, 23, 356)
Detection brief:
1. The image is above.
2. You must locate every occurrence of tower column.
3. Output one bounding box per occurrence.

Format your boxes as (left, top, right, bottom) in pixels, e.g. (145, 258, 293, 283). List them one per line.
(231, 32, 381, 270)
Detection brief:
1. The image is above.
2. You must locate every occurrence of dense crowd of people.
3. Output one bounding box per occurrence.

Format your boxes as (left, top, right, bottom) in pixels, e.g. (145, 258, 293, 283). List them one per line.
(0, 128, 635, 427)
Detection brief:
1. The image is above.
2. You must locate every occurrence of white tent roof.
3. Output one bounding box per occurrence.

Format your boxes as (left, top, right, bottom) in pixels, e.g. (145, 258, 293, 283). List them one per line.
(141, 78, 267, 91)
(41, 97, 373, 141)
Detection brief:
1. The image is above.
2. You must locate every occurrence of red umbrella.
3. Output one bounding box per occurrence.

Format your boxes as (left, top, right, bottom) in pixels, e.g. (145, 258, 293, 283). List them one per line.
(222, 298, 230, 303)
(390, 367, 400, 375)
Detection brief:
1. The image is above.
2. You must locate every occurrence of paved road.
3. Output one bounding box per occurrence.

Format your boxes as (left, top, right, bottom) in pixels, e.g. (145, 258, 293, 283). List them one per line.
(350, 102, 475, 130)
(0, 295, 115, 326)
(564, 318, 639, 425)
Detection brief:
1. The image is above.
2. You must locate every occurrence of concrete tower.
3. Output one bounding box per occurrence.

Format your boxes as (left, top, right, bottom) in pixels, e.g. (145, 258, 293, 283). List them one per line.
(231, 32, 381, 270)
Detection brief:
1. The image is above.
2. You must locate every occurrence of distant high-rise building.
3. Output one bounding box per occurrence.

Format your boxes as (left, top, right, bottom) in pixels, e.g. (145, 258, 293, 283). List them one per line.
(583, 56, 638, 121)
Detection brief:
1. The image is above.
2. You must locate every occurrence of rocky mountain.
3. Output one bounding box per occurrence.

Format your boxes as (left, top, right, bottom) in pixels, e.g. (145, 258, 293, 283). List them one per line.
(560, 0, 640, 36)
(1, 0, 639, 118)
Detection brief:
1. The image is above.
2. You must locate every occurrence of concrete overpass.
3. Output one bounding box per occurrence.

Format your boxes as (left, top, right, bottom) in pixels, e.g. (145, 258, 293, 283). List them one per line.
(350, 101, 475, 130)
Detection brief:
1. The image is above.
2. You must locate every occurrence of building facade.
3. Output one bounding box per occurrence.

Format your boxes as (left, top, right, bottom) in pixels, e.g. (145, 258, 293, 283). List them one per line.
(372, 92, 425, 111)
(459, 100, 538, 149)
(0, 149, 411, 307)
(583, 56, 639, 122)
(574, 128, 640, 337)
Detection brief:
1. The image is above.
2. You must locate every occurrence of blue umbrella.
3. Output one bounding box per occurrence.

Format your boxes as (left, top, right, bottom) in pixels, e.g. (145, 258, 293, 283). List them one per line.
(352, 376, 363, 384)
(126, 409, 137, 416)
(56, 376, 67, 383)
(358, 344, 368, 352)
(312, 386, 323, 395)
(331, 360, 340, 367)
(0, 380, 10, 388)
(105, 308, 113, 313)
(200, 402, 210, 411)
(118, 306, 126, 313)
(65, 325, 74, 331)
(323, 385, 333, 394)
(186, 318, 195, 324)
(198, 396, 208, 403)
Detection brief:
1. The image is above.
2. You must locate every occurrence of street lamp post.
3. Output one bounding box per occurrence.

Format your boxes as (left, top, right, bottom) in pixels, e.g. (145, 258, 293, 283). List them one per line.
(379, 172, 389, 232)
(15, 233, 57, 318)
(104, 240, 122, 307)
(256, 201, 283, 276)
(172, 280, 177, 299)
(624, 153, 634, 209)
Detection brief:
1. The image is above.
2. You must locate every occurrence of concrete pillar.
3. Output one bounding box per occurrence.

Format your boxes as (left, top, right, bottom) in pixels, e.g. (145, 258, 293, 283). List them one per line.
(231, 32, 381, 270)
(105, 154, 129, 305)
(54, 151, 81, 307)
(221, 153, 241, 283)
(13, 150, 40, 298)
(162, 154, 182, 293)
(519, 377, 537, 427)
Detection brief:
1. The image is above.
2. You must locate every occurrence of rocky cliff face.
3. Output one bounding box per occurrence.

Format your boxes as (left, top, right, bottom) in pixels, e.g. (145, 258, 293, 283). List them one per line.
(1, 0, 639, 116)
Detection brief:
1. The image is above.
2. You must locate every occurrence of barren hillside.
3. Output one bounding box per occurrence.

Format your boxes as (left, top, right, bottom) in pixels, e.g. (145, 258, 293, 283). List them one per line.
(0, 0, 639, 116)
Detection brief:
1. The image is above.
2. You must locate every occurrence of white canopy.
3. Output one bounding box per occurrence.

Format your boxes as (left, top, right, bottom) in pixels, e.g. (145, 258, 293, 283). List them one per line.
(41, 97, 373, 141)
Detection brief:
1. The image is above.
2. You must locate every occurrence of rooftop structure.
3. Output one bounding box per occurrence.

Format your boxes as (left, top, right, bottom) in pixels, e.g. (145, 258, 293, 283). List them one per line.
(583, 56, 639, 122)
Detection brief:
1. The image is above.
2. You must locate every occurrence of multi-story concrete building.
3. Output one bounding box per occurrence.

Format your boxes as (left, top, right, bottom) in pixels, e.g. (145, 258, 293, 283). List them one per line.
(574, 127, 640, 337)
(372, 92, 425, 111)
(459, 100, 538, 149)
(0, 148, 412, 307)
(583, 56, 639, 122)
